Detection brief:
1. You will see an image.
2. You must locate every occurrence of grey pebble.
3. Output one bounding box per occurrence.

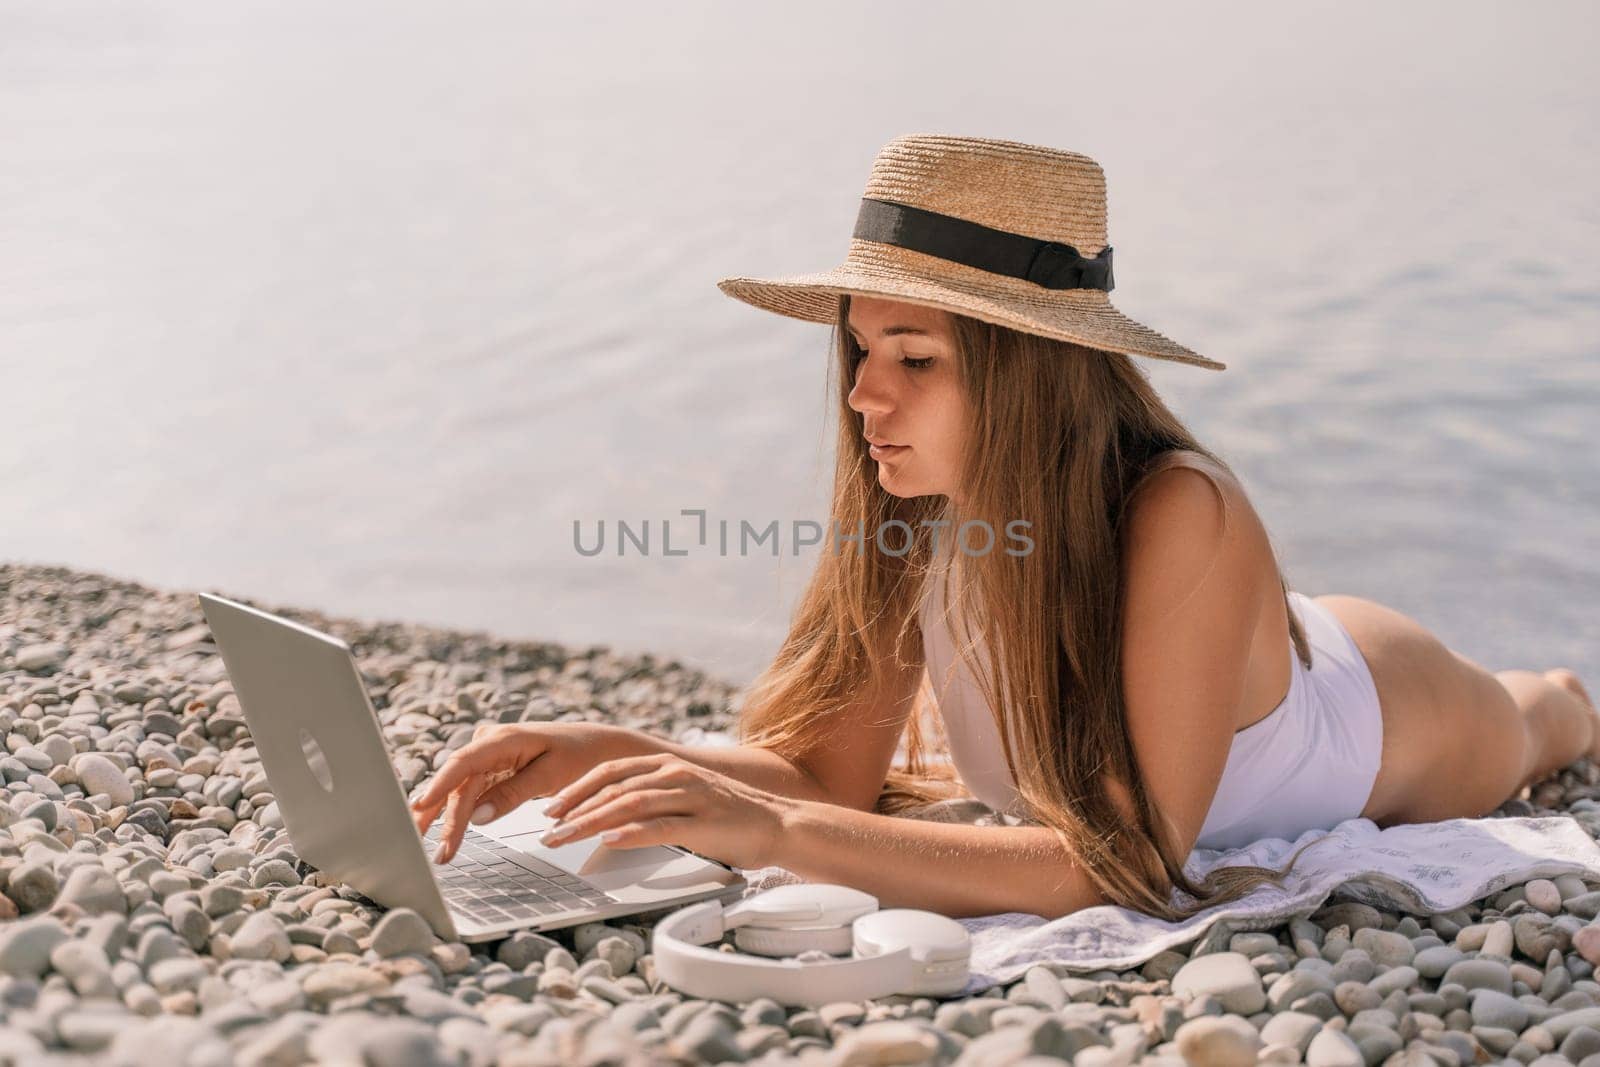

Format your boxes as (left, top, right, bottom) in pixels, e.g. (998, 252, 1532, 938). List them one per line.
(38, 734, 75, 766)
(136, 927, 185, 968)
(1172, 953, 1267, 1015)
(148, 870, 191, 899)
(55, 1005, 130, 1052)
(7, 859, 60, 912)
(246, 976, 307, 1016)
(0, 914, 70, 977)
(1304, 1026, 1364, 1067)
(251, 859, 299, 887)
(49, 938, 116, 997)
(170, 903, 212, 950)
(73, 753, 134, 805)
(834, 1020, 940, 1064)
(13, 746, 54, 772)
(234, 1016, 309, 1067)
(148, 955, 209, 994)
(1270, 967, 1338, 1009)
(610, 999, 664, 1033)
(15, 642, 68, 672)
(1258, 1010, 1322, 1055)
(1352, 927, 1415, 967)
(1443, 958, 1513, 995)
(1414, 944, 1465, 978)
(22, 799, 60, 832)
(482, 1001, 556, 1035)
(55, 864, 127, 915)
(544, 944, 579, 972)
(301, 962, 390, 1006)
(1366, 965, 1419, 998)
(580, 975, 636, 1004)
(107, 1015, 235, 1066)
(199, 883, 244, 917)
(231, 911, 292, 962)
(496, 929, 562, 970)
(399, 987, 477, 1024)
(371, 907, 435, 958)
(211, 846, 252, 872)
(322, 928, 360, 956)
(1174, 1014, 1262, 1066)
(360, 1019, 456, 1067)
(593, 934, 640, 977)
(83, 913, 129, 958)
(488, 971, 543, 998)
(675, 1011, 744, 1063)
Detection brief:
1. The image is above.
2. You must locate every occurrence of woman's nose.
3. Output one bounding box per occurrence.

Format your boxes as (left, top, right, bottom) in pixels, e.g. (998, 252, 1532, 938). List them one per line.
(847, 358, 893, 415)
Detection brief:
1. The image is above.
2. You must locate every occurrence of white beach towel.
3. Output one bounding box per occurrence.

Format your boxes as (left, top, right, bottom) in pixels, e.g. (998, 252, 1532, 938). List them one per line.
(677, 729, 1600, 996)
(741, 809, 1600, 996)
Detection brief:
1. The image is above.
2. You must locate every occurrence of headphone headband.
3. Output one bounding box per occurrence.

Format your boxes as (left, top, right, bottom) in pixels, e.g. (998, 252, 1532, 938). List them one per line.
(649, 884, 973, 1007)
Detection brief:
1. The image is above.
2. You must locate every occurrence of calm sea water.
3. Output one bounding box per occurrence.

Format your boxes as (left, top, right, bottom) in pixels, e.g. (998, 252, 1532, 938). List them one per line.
(2, 1, 1595, 686)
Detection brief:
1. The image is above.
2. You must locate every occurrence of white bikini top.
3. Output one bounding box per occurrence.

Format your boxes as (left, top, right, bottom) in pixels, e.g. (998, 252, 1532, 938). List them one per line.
(916, 555, 1033, 820)
(915, 553, 1295, 845)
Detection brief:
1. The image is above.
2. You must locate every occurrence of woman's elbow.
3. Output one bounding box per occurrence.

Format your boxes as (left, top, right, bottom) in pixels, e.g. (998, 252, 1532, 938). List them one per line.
(1029, 869, 1109, 920)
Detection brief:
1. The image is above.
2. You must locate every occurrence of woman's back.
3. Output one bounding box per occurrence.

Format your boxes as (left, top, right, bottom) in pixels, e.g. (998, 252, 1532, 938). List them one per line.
(917, 452, 1309, 834)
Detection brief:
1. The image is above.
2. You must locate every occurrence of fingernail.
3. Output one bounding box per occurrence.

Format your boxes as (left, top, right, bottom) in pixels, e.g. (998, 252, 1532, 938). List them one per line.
(543, 826, 571, 844)
(470, 803, 495, 825)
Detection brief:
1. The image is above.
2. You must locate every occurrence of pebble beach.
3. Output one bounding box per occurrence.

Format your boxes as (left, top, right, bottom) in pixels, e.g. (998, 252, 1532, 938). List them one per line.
(7, 562, 1600, 1067)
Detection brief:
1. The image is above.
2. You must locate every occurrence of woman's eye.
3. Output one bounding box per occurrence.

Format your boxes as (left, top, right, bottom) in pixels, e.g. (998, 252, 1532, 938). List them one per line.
(857, 348, 933, 370)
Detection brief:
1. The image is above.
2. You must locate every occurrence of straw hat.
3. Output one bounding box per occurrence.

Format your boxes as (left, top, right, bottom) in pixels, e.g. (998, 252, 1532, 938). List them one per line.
(717, 133, 1224, 371)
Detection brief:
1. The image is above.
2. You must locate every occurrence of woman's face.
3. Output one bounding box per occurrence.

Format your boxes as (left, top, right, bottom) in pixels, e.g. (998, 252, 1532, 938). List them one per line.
(845, 296, 969, 502)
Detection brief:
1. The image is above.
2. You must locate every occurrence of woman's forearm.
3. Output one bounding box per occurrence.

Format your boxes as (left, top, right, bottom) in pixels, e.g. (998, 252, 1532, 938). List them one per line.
(602, 727, 839, 807)
(775, 799, 1106, 920)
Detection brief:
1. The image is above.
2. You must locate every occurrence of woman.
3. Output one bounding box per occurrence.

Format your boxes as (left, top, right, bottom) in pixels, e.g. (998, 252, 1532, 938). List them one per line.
(412, 134, 1598, 921)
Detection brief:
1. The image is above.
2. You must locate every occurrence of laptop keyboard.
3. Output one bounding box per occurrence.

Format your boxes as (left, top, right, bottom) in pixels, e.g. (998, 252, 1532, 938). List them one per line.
(423, 824, 614, 924)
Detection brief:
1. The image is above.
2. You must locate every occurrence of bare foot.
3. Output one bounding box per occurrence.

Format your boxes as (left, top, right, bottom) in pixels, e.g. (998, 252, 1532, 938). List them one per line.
(1547, 668, 1600, 762)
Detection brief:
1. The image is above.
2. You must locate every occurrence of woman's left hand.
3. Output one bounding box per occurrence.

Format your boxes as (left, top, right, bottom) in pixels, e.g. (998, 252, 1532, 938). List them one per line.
(537, 752, 793, 871)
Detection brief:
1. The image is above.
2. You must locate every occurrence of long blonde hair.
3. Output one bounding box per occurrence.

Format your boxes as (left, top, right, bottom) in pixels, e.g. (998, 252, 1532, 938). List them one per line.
(738, 294, 1322, 921)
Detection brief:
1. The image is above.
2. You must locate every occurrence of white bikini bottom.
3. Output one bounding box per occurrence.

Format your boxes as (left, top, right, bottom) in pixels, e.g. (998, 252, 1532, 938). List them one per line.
(1192, 590, 1385, 852)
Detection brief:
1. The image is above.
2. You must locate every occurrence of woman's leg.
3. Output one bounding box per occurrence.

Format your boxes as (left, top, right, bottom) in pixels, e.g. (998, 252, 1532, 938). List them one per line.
(1498, 667, 1599, 793)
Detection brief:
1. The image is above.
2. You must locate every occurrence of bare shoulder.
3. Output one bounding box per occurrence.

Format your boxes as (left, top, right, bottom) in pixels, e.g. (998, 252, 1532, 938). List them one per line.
(1124, 449, 1244, 521)
(1119, 450, 1263, 583)
(1118, 451, 1272, 634)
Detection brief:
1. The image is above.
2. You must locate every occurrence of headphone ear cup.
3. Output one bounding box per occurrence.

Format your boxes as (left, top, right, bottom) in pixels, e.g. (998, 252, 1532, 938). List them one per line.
(733, 923, 856, 958)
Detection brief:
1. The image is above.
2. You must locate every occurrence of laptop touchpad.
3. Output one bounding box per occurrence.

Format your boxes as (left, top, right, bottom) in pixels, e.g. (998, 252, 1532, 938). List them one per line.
(500, 831, 681, 875)
(476, 798, 561, 837)
(478, 799, 683, 874)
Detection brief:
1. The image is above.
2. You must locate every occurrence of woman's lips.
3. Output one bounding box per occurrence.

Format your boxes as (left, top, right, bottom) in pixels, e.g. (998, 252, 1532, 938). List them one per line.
(869, 442, 910, 459)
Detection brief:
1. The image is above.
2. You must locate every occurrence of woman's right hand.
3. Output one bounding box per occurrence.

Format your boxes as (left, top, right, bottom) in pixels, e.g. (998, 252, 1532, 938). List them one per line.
(408, 720, 632, 864)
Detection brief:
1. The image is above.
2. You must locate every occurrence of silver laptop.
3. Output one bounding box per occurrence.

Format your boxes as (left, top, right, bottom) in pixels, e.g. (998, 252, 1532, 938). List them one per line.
(196, 592, 746, 942)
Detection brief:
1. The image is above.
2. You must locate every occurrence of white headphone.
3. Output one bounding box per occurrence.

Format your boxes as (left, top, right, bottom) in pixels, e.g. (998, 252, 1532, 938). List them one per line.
(649, 883, 973, 1007)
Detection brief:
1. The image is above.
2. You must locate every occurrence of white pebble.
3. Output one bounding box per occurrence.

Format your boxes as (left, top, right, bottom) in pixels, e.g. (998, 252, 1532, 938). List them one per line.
(73, 754, 133, 806)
